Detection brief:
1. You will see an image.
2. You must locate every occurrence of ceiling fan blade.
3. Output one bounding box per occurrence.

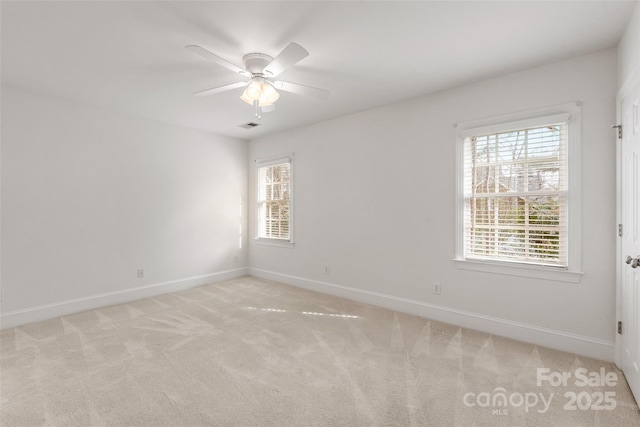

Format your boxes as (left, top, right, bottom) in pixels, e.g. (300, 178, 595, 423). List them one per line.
(185, 45, 247, 75)
(264, 42, 309, 77)
(193, 81, 248, 96)
(273, 81, 330, 100)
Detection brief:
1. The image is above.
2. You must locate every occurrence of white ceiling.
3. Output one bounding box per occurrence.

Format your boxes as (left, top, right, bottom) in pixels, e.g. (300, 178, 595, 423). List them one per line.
(1, 1, 637, 140)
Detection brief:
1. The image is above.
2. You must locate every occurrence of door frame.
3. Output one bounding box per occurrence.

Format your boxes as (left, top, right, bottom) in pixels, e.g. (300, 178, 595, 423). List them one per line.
(615, 62, 640, 369)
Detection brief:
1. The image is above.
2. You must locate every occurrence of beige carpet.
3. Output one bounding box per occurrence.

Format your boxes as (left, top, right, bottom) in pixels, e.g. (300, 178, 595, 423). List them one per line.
(1, 276, 638, 426)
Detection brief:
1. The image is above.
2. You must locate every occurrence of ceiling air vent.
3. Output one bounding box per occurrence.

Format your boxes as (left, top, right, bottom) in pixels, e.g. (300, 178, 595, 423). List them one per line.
(238, 122, 260, 129)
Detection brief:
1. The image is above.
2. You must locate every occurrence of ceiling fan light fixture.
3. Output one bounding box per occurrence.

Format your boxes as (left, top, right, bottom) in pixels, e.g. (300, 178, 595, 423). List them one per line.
(242, 79, 263, 100)
(240, 78, 280, 107)
(260, 82, 280, 105)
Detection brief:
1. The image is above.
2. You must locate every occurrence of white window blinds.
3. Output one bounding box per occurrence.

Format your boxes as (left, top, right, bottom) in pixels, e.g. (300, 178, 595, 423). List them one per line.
(257, 160, 291, 240)
(462, 120, 568, 267)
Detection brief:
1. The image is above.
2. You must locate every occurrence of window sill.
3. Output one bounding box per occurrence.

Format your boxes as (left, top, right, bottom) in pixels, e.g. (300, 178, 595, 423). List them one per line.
(255, 238, 295, 249)
(453, 259, 583, 283)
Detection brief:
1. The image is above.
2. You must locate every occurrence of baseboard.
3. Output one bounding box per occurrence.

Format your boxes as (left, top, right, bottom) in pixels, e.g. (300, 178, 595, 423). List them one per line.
(0, 267, 249, 329)
(249, 268, 615, 362)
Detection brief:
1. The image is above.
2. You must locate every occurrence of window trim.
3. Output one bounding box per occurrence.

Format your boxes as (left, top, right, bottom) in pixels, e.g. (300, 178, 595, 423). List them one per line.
(254, 154, 295, 248)
(454, 102, 583, 282)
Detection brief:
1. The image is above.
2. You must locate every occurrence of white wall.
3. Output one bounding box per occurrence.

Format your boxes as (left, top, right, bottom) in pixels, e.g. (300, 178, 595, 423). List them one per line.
(618, 1, 640, 87)
(249, 49, 619, 360)
(1, 85, 248, 326)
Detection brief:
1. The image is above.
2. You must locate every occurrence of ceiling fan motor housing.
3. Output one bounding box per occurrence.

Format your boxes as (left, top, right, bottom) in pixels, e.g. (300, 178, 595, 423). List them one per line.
(242, 53, 274, 75)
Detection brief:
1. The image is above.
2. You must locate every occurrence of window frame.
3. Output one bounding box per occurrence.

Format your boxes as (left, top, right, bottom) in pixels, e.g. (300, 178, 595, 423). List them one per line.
(454, 103, 583, 283)
(254, 154, 294, 248)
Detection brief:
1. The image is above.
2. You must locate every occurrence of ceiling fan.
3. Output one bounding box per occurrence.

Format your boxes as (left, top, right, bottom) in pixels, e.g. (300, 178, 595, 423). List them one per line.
(185, 42, 329, 118)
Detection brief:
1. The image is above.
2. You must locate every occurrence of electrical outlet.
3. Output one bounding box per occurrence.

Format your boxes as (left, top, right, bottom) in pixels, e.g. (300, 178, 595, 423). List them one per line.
(137, 268, 144, 278)
(324, 266, 330, 275)
(432, 282, 441, 295)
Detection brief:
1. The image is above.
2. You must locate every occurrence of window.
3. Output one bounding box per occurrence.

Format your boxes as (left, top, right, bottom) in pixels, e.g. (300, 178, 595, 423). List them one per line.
(455, 103, 582, 282)
(256, 156, 293, 243)
(465, 122, 567, 265)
